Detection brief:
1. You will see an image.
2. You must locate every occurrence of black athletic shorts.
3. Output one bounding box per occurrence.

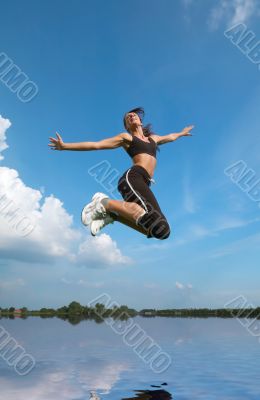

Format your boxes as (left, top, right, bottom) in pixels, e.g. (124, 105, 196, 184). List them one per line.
(117, 165, 171, 239)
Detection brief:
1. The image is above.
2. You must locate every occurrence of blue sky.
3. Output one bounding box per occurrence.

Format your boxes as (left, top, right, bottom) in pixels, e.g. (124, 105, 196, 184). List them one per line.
(0, 0, 260, 309)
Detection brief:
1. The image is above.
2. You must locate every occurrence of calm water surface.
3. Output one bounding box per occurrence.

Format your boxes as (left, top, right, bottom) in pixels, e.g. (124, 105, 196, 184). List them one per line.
(0, 317, 259, 399)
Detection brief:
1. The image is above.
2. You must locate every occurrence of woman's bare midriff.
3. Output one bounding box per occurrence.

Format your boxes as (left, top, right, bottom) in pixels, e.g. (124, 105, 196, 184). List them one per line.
(131, 153, 156, 178)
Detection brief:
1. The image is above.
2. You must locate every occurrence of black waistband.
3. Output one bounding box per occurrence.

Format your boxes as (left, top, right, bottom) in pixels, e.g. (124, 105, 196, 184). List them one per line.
(129, 165, 152, 181)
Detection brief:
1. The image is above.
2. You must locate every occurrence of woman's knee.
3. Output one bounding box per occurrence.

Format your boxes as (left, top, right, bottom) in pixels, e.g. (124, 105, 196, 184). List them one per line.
(149, 220, 171, 240)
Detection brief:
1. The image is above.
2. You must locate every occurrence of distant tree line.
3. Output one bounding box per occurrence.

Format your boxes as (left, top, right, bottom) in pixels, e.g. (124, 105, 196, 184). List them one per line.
(1, 303, 260, 326)
(0, 302, 138, 325)
(139, 308, 260, 318)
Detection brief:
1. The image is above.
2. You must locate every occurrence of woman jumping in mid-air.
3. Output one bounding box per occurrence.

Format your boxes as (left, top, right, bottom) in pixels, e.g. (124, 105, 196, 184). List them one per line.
(48, 107, 193, 239)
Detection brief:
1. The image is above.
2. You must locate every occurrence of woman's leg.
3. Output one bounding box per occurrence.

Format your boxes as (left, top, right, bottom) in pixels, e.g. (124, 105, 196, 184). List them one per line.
(105, 199, 149, 236)
(116, 168, 171, 240)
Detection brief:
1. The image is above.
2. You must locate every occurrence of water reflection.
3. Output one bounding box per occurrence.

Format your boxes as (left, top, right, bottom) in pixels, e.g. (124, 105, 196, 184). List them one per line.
(90, 391, 101, 400)
(122, 389, 172, 399)
(0, 360, 129, 399)
(0, 317, 260, 399)
(89, 388, 172, 400)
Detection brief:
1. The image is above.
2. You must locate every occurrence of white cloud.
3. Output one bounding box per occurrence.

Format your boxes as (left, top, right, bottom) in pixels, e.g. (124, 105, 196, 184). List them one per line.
(0, 115, 11, 160)
(176, 281, 185, 289)
(190, 224, 211, 238)
(173, 215, 260, 248)
(209, 0, 258, 30)
(230, 0, 257, 25)
(214, 216, 260, 231)
(176, 281, 193, 290)
(210, 232, 260, 258)
(182, 0, 258, 30)
(0, 115, 132, 268)
(210, 248, 234, 259)
(78, 234, 131, 267)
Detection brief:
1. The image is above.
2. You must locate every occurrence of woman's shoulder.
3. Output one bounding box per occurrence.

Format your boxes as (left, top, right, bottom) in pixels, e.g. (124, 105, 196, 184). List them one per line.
(149, 133, 160, 144)
(118, 132, 133, 152)
(119, 132, 133, 144)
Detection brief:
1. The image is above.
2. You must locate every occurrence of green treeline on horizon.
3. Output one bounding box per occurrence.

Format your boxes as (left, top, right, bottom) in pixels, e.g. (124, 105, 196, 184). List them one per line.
(1, 301, 260, 322)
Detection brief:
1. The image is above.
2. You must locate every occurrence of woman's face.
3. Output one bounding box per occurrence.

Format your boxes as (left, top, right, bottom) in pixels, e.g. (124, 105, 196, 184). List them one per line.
(125, 112, 142, 131)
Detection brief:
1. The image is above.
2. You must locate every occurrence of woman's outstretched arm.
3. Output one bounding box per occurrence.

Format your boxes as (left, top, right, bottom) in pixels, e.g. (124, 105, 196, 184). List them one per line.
(151, 125, 194, 145)
(48, 132, 131, 151)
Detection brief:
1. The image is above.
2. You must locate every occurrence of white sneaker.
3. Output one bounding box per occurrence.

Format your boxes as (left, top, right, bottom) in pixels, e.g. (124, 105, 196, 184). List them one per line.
(90, 214, 115, 236)
(81, 192, 109, 226)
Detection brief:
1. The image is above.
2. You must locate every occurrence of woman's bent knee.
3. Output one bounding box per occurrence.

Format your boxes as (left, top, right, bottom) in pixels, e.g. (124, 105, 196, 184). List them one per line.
(149, 220, 171, 240)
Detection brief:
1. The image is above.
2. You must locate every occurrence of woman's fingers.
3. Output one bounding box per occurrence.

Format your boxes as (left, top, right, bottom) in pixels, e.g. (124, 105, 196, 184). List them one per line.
(56, 132, 63, 141)
(184, 125, 194, 134)
(48, 134, 62, 150)
(48, 140, 59, 150)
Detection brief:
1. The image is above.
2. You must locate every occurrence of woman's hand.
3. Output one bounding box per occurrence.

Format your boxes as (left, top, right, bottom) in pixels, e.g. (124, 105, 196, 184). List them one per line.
(48, 132, 65, 150)
(181, 125, 194, 137)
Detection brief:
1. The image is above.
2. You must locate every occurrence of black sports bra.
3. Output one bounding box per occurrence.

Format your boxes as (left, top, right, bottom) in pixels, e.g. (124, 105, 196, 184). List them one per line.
(126, 135, 157, 159)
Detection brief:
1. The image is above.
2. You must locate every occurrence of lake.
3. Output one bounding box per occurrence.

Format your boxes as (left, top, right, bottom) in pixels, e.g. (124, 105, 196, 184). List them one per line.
(0, 316, 259, 399)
